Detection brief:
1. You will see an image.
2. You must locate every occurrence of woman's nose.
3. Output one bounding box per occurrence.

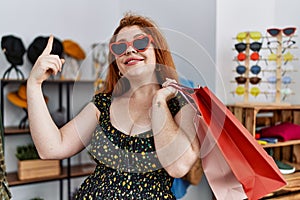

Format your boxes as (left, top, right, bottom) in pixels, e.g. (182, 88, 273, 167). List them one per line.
(125, 45, 137, 55)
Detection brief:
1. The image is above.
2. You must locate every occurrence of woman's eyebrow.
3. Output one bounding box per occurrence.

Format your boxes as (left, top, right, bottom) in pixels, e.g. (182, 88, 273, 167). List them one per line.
(116, 33, 146, 42)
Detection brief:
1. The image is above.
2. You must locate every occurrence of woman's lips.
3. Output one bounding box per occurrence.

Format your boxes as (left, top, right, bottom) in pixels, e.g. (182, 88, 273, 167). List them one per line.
(124, 57, 144, 65)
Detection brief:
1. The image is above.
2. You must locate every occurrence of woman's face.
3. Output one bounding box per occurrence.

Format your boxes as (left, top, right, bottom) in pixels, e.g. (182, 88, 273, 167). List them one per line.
(114, 25, 156, 80)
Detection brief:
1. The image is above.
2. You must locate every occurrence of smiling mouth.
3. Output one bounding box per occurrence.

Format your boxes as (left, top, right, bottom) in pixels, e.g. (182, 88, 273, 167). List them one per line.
(124, 58, 144, 65)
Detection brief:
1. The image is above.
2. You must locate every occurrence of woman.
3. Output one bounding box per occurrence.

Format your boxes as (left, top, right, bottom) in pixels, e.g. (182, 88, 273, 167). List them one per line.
(27, 13, 200, 199)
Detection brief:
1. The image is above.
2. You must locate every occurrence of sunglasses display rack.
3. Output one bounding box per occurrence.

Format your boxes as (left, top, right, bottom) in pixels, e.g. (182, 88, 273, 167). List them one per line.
(232, 28, 297, 104)
(265, 27, 297, 104)
(233, 31, 265, 104)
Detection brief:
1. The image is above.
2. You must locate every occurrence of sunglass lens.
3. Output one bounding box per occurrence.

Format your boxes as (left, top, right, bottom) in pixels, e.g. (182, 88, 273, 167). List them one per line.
(133, 36, 150, 51)
(236, 86, 245, 95)
(250, 52, 260, 61)
(250, 87, 260, 97)
(237, 53, 246, 61)
(268, 29, 280, 37)
(283, 27, 296, 36)
(250, 42, 262, 52)
(249, 77, 261, 85)
(235, 76, 247, 84)
(249, 32, 262, 41)
(111, 43, 127, 56)
(282, 76, 292, 84)
(236, 32, 247, 41)
(250, 65, 261, 74)
(235, 43, 247, 52)
(236, 65, 246, 74)
(267, 76, 277, 84)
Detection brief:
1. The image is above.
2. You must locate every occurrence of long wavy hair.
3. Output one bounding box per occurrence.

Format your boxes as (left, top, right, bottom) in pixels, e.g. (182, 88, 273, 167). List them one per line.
(100, 13, 178, 96)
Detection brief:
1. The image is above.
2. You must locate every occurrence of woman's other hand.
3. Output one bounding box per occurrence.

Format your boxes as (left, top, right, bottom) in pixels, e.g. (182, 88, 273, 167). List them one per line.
(28, 35, 65, 85)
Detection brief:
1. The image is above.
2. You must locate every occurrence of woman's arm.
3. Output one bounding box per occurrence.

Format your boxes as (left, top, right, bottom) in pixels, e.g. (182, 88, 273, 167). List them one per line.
(27, 35, 99, 159)
(152, 84, 200, 178)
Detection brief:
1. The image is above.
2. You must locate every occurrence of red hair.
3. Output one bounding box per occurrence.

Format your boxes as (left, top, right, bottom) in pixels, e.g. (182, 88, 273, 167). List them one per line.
(100, 13, 178, 95)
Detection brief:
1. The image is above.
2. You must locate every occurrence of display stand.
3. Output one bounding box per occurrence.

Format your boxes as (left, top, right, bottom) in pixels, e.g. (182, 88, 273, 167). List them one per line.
(232, 30, 297, 105)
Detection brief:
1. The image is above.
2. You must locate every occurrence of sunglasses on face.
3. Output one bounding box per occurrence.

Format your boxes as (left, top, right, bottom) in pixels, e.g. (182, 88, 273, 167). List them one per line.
(234, 42, 262, 53)
(109, 34, 154, 57)
(236, 65, 261, 75)
(267, 27, 296, 37)
(236, 31, 262, 42)
(235, 76, 261, 85)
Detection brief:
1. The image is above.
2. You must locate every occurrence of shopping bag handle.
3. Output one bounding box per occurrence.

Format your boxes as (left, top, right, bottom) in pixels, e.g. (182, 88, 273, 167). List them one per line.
(168, 82, 200, 114)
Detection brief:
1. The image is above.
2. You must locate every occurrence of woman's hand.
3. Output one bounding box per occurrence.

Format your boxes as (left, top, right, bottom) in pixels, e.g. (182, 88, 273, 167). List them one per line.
(155, 78, 178, 101)
(28, 35, 64, 85)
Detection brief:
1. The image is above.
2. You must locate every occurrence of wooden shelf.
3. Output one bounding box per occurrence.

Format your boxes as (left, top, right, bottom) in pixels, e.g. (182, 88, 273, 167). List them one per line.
(228, 104, 300, 199)
(0, 78, 94, 84)
(7, 163, 96, 186)
(4, 127, 30, 135)
(0, 79, 96, 199)
(262, 140, 300, 148)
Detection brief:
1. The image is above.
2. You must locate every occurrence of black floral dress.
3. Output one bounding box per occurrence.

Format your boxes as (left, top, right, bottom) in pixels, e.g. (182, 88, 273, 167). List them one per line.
(75, 93, 186, 199)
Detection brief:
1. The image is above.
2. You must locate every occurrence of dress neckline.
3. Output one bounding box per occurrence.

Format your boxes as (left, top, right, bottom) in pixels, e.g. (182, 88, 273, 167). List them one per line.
(106, 94, 153, 139)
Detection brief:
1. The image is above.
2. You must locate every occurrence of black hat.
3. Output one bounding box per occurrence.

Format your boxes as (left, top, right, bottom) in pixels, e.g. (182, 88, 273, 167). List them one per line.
(1, 35, 26, 66)
(27, 36, 63, 65)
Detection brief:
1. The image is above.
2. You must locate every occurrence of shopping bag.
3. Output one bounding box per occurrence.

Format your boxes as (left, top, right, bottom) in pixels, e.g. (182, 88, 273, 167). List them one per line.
(196, 114, 247, 200)
(170, 83, 286, 200)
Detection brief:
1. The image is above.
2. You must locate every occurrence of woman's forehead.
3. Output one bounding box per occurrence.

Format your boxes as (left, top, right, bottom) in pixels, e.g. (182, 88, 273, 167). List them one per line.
(116, 26, 146, 40)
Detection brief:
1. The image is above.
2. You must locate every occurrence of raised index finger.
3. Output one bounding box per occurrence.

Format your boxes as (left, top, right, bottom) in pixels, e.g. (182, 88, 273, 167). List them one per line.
(41, 35, 54, 55)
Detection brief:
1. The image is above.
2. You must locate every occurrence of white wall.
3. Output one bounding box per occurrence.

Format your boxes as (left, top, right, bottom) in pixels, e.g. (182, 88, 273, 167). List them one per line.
(0, 0, 216, 199)
(216, 0, 300, 104)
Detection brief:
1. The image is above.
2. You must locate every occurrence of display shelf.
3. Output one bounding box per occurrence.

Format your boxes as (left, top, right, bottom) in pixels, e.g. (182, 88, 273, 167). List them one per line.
(4, 126, 30, 135)
(7, 163, 96, 186)
(227, 104, 300, 137)
(228, 104, 300, 199)
(1, 79, 95, 200)
(262, 140, 300, 148)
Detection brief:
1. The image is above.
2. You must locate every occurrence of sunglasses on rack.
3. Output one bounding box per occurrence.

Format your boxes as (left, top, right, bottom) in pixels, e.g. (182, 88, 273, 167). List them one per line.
(235, 76, 261, 85)
(267, 40, 296, 54)
(267, 76, 292, 84)
(267, 27, 296, 37)
(267, 52, 294, 64)
(236, 31, 262, 42)
(237, 52, 260, 61)
(236, 65, 261, 75)
(109, 34, 154, 57)
(234, 42, 262, 53)
(235, 86, 260, 97)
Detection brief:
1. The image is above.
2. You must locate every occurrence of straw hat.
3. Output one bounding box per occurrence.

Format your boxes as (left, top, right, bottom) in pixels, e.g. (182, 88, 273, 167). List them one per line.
(7, 83, 48, 109)
(62, 40, 85, 60)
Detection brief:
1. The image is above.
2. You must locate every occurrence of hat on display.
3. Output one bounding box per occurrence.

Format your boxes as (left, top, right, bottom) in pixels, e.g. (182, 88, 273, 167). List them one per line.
(7, 83, 48, 109)
(1, 35, 26, 66)
(62, 40, 86, 60)
(27, 36, 63, 65)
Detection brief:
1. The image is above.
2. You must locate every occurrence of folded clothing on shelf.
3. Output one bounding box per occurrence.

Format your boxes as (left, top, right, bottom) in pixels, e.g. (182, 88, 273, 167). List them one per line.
(259, 137, 278, 143)
(259, 122, 300, 142)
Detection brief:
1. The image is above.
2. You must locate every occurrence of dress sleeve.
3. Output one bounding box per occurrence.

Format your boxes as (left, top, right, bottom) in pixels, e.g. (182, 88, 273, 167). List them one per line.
(92, 93, 111, 112)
